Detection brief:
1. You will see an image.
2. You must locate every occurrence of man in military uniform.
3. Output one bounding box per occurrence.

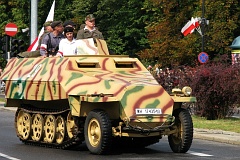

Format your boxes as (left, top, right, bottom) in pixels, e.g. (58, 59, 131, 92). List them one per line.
(76, 14, 104, 40)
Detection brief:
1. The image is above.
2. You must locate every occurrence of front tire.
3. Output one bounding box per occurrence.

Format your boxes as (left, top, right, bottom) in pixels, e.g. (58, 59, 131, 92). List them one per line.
(168, 108, 193, 153)
(84, 110, 112, 155)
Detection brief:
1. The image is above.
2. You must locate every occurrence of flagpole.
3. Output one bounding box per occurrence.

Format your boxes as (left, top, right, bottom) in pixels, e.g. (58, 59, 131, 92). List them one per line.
(201, 0, 205, 52)
(27, 0, 55, 51)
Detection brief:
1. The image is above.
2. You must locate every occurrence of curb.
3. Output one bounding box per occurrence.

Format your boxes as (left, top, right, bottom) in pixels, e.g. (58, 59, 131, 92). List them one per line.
(0, 102, 17, 111)
(194, 128, 240, 145)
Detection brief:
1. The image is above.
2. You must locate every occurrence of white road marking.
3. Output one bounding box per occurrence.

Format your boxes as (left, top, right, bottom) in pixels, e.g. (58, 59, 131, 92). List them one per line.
(0, 152, 21, 160)
(0, 151, 212, 159)
(188, 151, 213, 157)
(119, 158, 163, 160)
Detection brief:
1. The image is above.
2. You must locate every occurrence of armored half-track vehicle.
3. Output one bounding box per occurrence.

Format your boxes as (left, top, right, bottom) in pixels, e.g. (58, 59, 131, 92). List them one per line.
(0, 38, 196, 155)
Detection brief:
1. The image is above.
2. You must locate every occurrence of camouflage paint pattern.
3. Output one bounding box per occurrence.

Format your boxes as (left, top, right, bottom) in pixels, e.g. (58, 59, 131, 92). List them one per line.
(1, 55, 174, 122)
(0, 39, 195, 124)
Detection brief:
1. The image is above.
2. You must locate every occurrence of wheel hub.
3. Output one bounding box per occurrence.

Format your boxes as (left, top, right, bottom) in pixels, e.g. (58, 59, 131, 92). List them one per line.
(88, 118, 101, 147)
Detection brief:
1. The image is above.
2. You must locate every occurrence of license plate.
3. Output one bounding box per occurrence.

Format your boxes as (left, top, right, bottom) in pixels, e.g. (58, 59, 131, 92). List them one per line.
(135, 109, 162, 115)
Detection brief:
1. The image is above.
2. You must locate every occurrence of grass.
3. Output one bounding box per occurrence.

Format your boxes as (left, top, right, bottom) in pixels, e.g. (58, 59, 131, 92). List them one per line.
(0, 98, 5, 102)
(192, 115, 240, 133)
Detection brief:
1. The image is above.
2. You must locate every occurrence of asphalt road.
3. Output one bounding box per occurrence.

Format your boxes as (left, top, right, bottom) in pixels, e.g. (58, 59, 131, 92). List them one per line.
(1, 109, 240, 160)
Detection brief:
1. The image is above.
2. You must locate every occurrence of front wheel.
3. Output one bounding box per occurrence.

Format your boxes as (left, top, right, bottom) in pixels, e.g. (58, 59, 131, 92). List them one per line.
(168, 108, 193, 153)
(84, 110, 112, 155)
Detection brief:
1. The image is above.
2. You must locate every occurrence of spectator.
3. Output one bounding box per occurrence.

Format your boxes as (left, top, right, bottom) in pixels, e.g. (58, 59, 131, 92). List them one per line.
(147, 65, 153, 74)
(40, 21, 64, 57)
(56, 27, 77, 57)
(154, 64, 160, 77)
(76, 14, 104, 40)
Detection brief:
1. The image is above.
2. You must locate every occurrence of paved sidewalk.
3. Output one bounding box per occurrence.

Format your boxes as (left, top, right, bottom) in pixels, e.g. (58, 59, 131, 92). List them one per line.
(0, 101, 240, 145)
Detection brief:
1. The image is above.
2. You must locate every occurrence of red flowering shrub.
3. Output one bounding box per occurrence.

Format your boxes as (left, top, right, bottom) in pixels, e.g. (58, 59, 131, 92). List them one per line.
(154, 55, 240, 119)
(182, 56, 240, 119)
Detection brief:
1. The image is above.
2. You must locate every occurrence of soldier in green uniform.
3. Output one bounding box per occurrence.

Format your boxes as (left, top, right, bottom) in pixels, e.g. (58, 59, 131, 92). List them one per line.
(76, 14, 104, 40)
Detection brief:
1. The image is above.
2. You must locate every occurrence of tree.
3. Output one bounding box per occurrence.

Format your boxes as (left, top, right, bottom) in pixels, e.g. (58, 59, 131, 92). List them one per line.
(71, 0, 149, 56)
(0, 0, 12, 35)
(138, 0, 240, 68)
(204, 0, 240, 59)
(38, 0, 75, 27)
(138, 0, 201, 68)
(0, 0, 240, 69)
(0, 0, 30, 68)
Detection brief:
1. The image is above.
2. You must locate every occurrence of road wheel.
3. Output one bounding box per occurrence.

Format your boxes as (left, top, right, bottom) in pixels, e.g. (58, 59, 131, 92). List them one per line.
(16, 110, 32, 140)
(84, 110, 112, 155)
(44, 115, 56, 143)
(66, 111, 76, 139)
(32, 114, 44, 141)
(168, 108, 193, 153)
(56, 116, 66, 144)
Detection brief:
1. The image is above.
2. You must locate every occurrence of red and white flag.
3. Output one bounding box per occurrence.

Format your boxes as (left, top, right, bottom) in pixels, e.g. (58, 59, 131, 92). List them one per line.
(181, 17, 201, 36)
(194, 17, 202, 36)
(27, 0, 55, 51)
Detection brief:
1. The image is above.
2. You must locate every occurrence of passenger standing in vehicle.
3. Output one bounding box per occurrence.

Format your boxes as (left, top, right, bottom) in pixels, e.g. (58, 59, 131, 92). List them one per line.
(56, 27, 77, 57)
(17, 21, 54, 58)
(63, 20, 77, 38)
(76, 14, 104, 40)
(38, 21, 53, 49)
(40, 21, 65, 57)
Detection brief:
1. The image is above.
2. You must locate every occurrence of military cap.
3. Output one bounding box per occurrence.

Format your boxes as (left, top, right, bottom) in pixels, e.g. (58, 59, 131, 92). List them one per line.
(85, 14, 95, 21)
(51, 21, 62, 28)
(43, 21, 53, 27)
(64, 27, 74, 33)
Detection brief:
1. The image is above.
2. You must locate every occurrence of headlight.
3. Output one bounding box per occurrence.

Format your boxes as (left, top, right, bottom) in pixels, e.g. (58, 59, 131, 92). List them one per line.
(172, 88, 182, 93)
(182, 86, 192, 96)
